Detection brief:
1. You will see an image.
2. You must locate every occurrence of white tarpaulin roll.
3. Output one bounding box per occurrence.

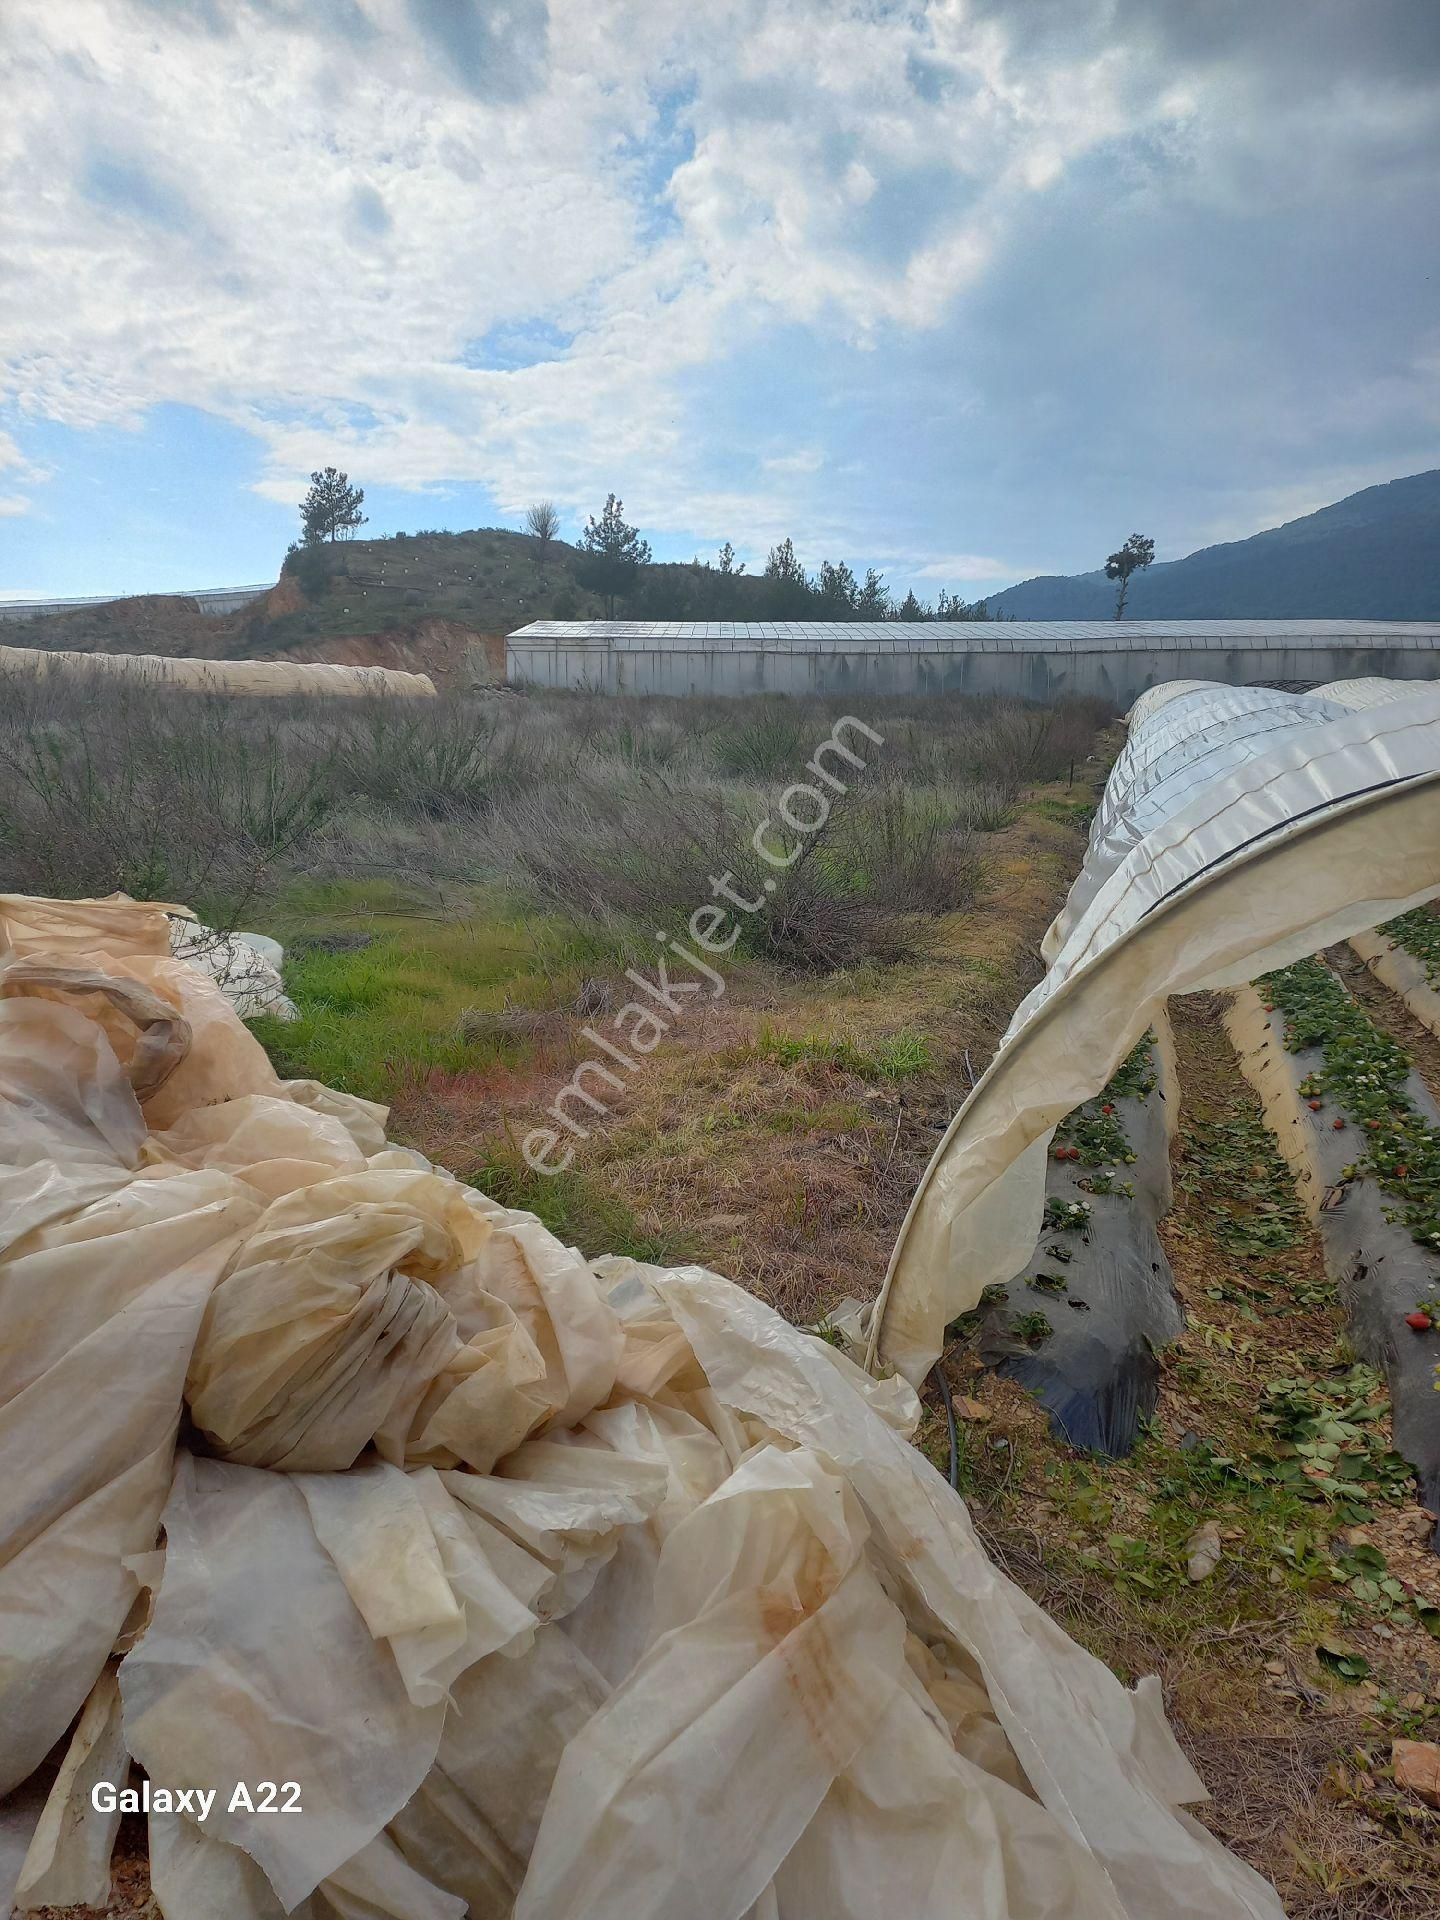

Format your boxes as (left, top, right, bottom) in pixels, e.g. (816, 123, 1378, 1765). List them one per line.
(0, 643, 435, 699)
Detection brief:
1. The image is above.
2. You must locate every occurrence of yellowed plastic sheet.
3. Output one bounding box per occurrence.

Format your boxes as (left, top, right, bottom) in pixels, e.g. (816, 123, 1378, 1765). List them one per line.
(0, 892, 1286, 1919)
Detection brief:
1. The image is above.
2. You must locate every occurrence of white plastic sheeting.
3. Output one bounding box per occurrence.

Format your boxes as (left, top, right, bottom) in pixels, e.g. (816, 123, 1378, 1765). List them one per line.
(1312, 676, 1418, 711)
(0, 644, 436, 699)
(868, 678, 1440, 1383)
(169, 918, 298, 1022)
(0, 891, 1286, 1919)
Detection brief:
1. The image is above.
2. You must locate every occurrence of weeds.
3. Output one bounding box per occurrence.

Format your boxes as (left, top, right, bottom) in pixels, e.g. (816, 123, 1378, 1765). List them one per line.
(1180, 1109, 1309, 1258)
(0, 671, 1109, 980)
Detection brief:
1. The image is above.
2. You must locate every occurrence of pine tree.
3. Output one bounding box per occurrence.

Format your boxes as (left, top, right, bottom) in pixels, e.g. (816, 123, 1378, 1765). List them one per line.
(814, 559, 860, 617)
(761, 537, 813, 617)
(856, 568, 890, 618)
(299, 467, 367, 544)
(576, 495, 652, 616)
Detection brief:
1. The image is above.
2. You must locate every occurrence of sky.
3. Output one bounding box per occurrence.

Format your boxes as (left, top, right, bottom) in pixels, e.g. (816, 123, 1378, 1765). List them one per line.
(1, 0, 1437, 602)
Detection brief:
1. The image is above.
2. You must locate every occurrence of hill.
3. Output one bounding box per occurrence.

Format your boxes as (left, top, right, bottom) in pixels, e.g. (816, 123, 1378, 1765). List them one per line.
(988, 469, 1440, 620)
(7, 528, 780, 679)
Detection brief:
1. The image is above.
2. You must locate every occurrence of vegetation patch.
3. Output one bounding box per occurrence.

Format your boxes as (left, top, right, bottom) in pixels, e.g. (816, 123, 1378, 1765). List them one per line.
(1380, 903, 1440, 988)
(1259, 957, 1440, 1255)
(752, 1026, 935, 1081)
(1178, 1108, 1308, 1258)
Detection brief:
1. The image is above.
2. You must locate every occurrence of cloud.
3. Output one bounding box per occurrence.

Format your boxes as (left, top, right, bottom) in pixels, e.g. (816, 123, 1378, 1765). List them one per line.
(762, 448, 824, 475)
(0, 0, 1436, 584)
(0, 495, 31, 516)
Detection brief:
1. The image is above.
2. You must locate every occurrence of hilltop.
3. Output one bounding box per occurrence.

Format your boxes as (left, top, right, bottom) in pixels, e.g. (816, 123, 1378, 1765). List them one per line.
(6, 528, 780, 679)
(987, 469, 1440, 620)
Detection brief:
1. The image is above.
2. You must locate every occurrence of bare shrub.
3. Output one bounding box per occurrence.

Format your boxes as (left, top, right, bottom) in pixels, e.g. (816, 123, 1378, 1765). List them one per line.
(334, 698, 549, 818)
(489, 773, 980, 972)
(0, 667, 337, 923)
(0, 669, 1108, 962)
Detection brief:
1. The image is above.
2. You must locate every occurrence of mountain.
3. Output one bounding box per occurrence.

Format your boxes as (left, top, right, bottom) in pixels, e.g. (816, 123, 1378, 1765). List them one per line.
(987, 470, 1440, 620)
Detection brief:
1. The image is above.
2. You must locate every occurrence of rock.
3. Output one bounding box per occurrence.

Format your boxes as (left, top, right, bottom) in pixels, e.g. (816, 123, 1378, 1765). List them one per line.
(1186, 1520, 1223, 1582)
(1392, 1739, 1440, 1807)
(954, 1397, 992, 1423)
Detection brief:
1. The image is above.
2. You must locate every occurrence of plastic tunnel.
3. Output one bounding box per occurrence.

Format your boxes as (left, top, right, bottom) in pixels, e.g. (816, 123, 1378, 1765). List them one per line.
(867, 680, 1440, 1384)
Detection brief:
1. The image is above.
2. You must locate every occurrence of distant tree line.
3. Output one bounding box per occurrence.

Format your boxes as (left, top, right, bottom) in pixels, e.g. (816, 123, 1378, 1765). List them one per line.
(537, 498, 997, 622)
(283, 467, 998, 621)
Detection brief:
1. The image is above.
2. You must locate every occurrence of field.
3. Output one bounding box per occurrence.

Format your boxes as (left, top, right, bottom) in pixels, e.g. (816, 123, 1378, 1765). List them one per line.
(4, 668, 1439, 1917)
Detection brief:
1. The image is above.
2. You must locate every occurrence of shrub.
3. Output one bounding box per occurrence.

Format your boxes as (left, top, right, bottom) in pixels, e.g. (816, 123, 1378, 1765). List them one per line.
(488, 774, 979, 972)
(0, 668, 338, 923)
(334, 700, 548, 819)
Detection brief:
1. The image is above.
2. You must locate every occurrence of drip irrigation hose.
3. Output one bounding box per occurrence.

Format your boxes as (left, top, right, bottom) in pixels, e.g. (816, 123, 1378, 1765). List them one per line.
(932, 1359, 960, 1491)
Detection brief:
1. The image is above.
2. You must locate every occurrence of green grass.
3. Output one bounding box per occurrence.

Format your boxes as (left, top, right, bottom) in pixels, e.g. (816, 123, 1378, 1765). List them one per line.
(751, 1025, 935, 1081)
(251, 879, 629, 1101)
(472, 1145, 700, 1265)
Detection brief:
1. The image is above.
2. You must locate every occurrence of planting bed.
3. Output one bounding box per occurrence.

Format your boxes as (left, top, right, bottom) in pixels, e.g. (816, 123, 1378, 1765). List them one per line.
(955, 1026, 1186, 1457)
(1225, 962, 1440, 1543)
(1350, 911, 1440, 1044)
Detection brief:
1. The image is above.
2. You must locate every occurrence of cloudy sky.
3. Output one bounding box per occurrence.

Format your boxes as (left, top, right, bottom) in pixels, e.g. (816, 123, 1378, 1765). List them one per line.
(2, 0, 1437, 601)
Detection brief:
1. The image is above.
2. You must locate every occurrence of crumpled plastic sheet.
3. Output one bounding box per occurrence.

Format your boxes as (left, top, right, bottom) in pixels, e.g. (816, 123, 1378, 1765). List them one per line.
(0, 890, 1286, 1919)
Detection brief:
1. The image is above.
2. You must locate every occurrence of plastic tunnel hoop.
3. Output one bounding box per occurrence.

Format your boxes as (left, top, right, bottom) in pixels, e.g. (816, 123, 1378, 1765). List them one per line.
(865, 684, 1440, 1386)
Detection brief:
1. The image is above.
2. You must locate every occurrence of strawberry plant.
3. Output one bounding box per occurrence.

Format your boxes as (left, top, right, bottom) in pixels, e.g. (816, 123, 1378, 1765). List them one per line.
(1044, 1196, 1092, 1232)
(1258, 958, 1440, 1257)
(1054, 1034, 1156, 1172)
(1011, 1309, 1054, 1345)
(1380, 903, 1440, 987)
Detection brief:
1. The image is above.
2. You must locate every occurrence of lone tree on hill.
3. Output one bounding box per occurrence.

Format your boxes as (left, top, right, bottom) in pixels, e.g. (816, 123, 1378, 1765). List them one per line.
(300, 467, 367, 544)
(1104, 532, 1155, 620)
(576, 495, 651, 616)
(525, 501, 560, 569)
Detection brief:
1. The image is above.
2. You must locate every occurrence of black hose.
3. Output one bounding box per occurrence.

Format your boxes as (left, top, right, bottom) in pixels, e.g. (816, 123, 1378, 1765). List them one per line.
(932, 1360, 960, 1491)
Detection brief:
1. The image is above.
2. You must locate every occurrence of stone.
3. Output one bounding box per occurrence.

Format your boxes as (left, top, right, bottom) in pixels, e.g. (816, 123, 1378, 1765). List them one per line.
(1392, 1740, 1440, 1807)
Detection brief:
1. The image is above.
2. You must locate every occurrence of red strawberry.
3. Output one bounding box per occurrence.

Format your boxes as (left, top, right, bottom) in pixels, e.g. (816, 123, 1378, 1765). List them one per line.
(1395, 1166, 1409, 1179)
(1101, 1102, 1114, 1114)
(1308, 1099, 1322, 1111)
(1332, 1118, 1346, 1130)
(1405, 1311, 1433, 1332)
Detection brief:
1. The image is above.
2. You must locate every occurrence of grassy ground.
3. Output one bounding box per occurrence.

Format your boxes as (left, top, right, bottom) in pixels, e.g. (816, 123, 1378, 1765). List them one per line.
(252, 767, 1089, 1318)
